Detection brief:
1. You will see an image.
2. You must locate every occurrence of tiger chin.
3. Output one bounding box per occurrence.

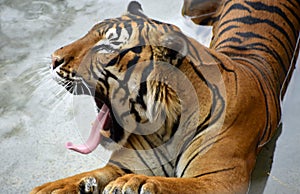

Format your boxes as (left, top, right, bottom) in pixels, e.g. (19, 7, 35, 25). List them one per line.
(31, 0, 300, 194)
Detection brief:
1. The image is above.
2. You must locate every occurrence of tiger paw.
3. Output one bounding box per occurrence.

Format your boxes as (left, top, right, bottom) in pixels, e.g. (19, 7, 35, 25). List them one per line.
(30, 176, 99, 194)
(79, 177, 98, 194)
(103, 174, 160, 194)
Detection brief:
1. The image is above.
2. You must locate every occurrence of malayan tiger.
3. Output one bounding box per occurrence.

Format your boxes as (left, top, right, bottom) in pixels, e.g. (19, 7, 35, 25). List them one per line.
(31, 0, 300, 193)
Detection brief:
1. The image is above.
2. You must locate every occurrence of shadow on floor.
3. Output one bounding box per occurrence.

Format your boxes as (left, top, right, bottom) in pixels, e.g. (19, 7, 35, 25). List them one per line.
(248, 124, 282, 194)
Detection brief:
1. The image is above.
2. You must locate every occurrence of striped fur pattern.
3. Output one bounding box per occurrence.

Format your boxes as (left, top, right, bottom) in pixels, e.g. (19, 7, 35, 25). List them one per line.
(32, 0, 300, 193)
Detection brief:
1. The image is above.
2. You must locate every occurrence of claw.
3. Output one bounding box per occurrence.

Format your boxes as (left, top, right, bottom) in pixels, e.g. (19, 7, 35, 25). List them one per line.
(79, 177, 98, 194)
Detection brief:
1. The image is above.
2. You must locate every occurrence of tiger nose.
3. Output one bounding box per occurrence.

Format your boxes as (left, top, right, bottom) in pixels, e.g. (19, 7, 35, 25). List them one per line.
(51, 55, 65, 70)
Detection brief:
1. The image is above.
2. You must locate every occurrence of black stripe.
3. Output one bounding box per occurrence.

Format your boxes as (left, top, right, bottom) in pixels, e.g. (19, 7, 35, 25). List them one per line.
(272, 34, 292, 62)
(194, 85, 225, 135)
(242, 57, 280, 141)
(236, 31, 267, 40)
(104, 69, 118, 80)
(245, 1, 297, 40)
(136, 61, 154, 109)
(131, 46, 143, 54)
(195, 112, 211, 135)
(142, 136, 170, 176)
(125, 23, 133, 39)
(143, 136, 174, 171)
(105, 55, 120, 68)
(90, 61, 101, 80)
(221, 52, 265, 65)
(127, 50, 143, 69)
(136, 82, 147, 110)
(215, 37, 242, 48)
(182, 85, 225, 154)
(106, 46, 142, 69)
(174, 111, 203, 170)
(193, 167, 236, 178)
(287, 0, 300, 8)
(211, 15, 220, 25)
(177, 113, 241, 176)
(110, 41, 123, 46)
(247, 67, 272, 143)
(179, 138, 224, 177)
(187, 39, 204, 64)
(92, 44, 116, 53)
(154, 82, 161, 102)
(162, 24, 169, 33)
(221, 3, 251, 20)
(149, 20, 157, 31)
(214, 25, 239, 42)
(170, 114, 181, 138)
(110, 26, 121, 41)
(209, 52, 235, 73)
(100, 69, 118, 104)
(113, 51, 140, 102)
(125, 14, 146, 26)
(210, 85, 225, 124)
(280, 0, 300, 22)
(108, 114, 125, 144)
(108, 160, 133, 174)
(282, 3, 300, 27)
(127, 140, 156, 175)
(220, 15, 294, 51)
(190, 63, 210, 87)
(151, 19, 166, 25)
(231, 57, 272, 143)
(219, 42, 287, 73)
(129, 99, 142, 122)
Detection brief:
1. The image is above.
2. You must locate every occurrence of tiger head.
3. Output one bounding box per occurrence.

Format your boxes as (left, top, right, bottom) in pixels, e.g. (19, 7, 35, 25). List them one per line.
(50, 2, 203, 153)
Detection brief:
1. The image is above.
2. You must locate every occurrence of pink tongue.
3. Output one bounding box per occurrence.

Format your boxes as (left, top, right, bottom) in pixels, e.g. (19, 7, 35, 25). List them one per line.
(65, 104, 110, 154)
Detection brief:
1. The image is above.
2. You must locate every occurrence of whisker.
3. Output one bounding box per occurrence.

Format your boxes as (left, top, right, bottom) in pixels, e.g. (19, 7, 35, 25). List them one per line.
(23, 61, 77, 114)
(50, 93, 72, 113)
(22, 66, 50, 86)
(74, 82, 78, 95)
(81, 86, 84, 94)
(48, 86, 72, 112)
(81, 79, 93, 96)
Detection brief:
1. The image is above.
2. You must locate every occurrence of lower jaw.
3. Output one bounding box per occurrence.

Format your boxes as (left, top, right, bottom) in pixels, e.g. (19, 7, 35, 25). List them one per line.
(100, 136, 124, 151)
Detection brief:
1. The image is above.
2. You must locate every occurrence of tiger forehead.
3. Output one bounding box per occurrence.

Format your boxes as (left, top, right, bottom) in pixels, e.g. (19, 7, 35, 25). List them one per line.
(105, 28, 130, 41)
(93, 16, 142, 36)
(93, 15, 179, 38)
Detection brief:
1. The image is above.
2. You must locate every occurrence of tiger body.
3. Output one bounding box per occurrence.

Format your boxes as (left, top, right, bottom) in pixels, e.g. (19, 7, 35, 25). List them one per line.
(31, 0, 300, 193)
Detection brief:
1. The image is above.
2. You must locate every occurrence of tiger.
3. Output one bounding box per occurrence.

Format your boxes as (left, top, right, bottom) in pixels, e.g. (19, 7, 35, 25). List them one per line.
(31, 0, 300, 193)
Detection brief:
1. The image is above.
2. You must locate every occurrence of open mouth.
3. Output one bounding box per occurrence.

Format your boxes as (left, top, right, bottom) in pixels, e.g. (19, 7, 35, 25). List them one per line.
(65, 102, 112, 154)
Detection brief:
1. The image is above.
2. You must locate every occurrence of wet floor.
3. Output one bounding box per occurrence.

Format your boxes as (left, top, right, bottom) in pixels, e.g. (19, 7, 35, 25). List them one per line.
(0, 0, 299, 193)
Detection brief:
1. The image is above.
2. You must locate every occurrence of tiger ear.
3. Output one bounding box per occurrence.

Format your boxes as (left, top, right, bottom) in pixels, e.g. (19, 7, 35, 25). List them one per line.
(127, 1, 147, 18)
(159, 31, 189, 57)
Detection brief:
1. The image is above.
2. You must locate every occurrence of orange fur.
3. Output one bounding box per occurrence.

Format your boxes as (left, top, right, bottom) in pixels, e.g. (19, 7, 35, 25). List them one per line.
(31, 0, 300, 193)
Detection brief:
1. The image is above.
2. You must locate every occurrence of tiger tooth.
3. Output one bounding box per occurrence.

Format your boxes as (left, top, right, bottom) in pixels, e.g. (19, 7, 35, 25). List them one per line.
(100, 129, 111, 138)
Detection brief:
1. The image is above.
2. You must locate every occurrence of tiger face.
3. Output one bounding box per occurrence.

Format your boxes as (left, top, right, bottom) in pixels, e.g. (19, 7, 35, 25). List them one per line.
(50, 5, 189, 152)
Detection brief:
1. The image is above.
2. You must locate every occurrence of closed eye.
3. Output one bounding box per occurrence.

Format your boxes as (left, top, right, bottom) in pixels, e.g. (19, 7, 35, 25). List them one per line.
(92, 44, 117, 53)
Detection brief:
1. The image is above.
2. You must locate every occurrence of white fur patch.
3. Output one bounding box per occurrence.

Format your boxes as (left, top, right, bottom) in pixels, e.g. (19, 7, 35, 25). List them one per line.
(95, 28, 130, 53)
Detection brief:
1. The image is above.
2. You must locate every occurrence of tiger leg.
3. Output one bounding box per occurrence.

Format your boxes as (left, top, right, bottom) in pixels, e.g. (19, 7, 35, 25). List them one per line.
(30, 164, 125, 194)
(103, 135, 255, 194)
(103, 169, 249, 194)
